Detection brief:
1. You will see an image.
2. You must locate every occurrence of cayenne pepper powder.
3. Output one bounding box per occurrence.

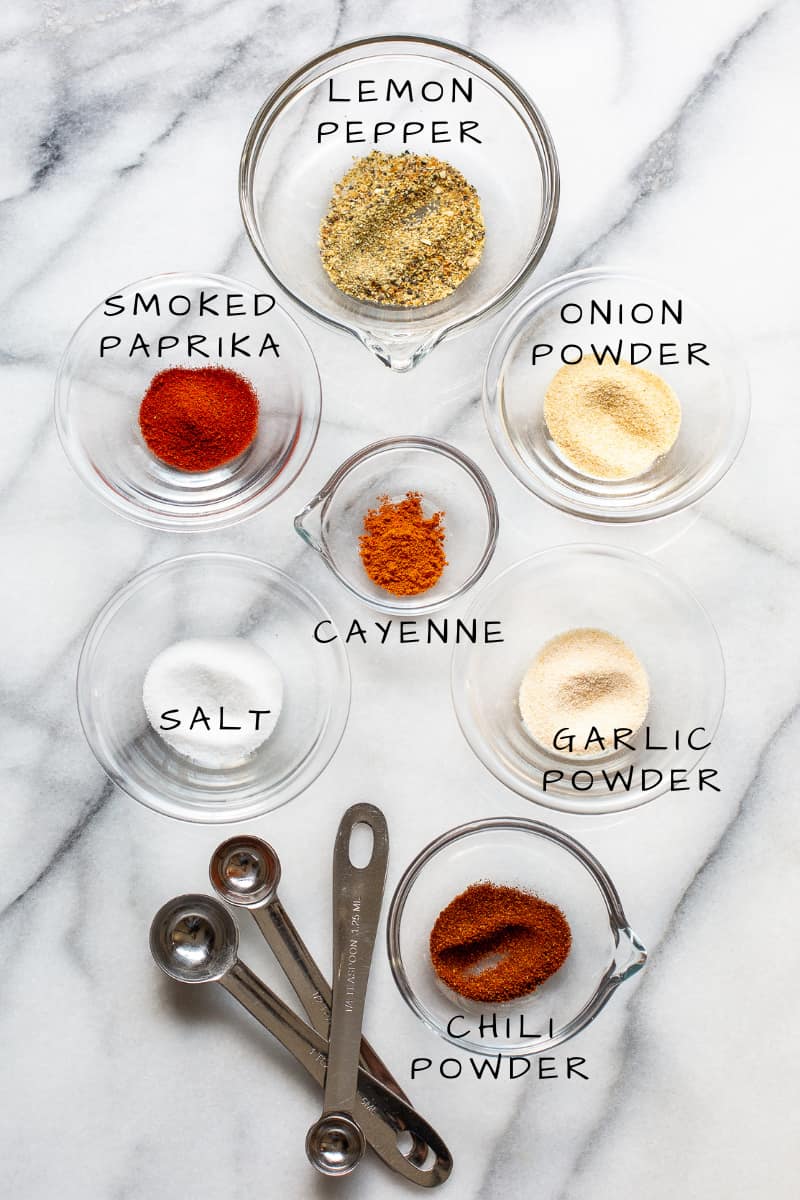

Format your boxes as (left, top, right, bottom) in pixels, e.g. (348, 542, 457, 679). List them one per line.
(359, 491, 446, 596)
(138, 365, 259, 471)
(429, 882, 572, 1003)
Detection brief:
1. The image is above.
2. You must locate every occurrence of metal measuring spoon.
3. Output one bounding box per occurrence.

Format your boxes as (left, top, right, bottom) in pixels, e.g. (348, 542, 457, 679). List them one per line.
(305, 803, 389, 1177)
(149, 894, 452, 1188)
(209, 834, 420, 1114)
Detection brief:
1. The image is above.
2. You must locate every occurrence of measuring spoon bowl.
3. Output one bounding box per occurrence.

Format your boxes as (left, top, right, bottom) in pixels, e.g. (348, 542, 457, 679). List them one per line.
(210, 836, 282, 907)
(305, 1112, 366, 1178)
(150, 894, 239, 984)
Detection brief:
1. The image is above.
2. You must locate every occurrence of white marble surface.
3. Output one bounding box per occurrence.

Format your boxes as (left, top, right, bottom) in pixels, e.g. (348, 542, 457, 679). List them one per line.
(1, 2, 798, 1197)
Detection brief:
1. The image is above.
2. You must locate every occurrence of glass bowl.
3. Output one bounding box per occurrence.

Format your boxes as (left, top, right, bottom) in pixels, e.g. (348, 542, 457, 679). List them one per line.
(240, 35, 559, 372)
(387, 817, 646, 1057)
(55, 273, 321, 531)
(484, 268, 750, 521)
(77, 553, 350, 822)
(451, 545, 724, 813)
(294, 436, 499, 615)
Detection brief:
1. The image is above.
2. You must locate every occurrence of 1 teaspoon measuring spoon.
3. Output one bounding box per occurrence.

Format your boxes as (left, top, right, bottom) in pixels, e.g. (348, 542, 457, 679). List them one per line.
(149, 894, 452, 1188)
(208, 834, 420, 1111)
(306, 803, 389, 1177)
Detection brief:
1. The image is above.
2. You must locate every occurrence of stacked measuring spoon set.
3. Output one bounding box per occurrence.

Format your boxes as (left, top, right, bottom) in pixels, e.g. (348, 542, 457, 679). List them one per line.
(149, 804, 453, 1188)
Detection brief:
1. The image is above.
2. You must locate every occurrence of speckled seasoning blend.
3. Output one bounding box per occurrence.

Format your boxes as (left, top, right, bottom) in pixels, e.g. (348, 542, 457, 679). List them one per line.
(430, 881, 572, 1003)
(319, 150, 485, 306)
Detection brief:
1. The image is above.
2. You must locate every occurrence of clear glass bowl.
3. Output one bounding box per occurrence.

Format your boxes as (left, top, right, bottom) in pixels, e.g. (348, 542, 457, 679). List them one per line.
(484, 268, 750, 521)
(451, 545, 724, 813)
(387, 817, 646, 1057)
(294, 436, 499, 615)
(77, 553, 350, 822)
(240, 35, 559, 372)
(55, 273, 321, 531)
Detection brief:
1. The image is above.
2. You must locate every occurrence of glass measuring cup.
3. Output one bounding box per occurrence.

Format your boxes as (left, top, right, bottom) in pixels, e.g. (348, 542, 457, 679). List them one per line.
(240, 35, 559, 371)
(294, 436, 499, 615)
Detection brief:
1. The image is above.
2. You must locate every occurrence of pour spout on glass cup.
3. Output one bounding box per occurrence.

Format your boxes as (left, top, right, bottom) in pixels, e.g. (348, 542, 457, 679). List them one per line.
(590, 923, 648, 1020)
(293, 493, 326, 556)
(358, 326, 441, 374)
(612, 925, 647, 983)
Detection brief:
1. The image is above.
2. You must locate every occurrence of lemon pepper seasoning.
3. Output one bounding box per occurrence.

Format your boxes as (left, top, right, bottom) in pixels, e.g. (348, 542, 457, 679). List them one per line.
(319, 150, 485, 307)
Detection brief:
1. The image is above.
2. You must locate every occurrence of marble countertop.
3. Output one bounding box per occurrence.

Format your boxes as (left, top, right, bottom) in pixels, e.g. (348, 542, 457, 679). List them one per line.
(1, 2, 798, 1197)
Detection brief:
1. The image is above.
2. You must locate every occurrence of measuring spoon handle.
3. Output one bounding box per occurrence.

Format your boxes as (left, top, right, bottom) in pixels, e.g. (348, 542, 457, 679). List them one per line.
(325, 803, 389, 1117)
(253, 900, 330, 1030)
(254, 893, 418, 1108)
(220, 960, 452, 1188)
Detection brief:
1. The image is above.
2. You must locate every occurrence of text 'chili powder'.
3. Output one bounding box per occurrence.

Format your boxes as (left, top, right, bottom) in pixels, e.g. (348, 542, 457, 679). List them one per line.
(138, 365, 259, 472)
(358, 491, 446, 597)
(429, 882, 572, 1003)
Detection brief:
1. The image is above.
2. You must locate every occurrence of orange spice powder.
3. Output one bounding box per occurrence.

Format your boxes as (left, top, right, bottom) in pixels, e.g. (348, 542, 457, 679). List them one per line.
(358, 491, 447, 597)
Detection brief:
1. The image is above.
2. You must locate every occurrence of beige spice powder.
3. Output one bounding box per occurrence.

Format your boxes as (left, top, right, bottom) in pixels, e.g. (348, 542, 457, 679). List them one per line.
(519, 627, 650, 755)
(543, 359, 682, 480)
(318, 150, 485, 307)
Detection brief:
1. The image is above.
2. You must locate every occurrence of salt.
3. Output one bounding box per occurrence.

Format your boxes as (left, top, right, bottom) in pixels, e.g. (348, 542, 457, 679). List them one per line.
(142, 637, 283, 769)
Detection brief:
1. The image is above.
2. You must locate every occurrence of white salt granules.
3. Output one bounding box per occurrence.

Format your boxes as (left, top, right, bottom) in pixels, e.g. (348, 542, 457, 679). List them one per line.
(519, 627, 650, 755)
(142, 637, 283, 769)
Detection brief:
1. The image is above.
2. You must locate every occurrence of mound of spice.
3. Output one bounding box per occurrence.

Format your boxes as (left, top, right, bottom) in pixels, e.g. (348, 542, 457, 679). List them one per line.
(138, 365, 259, 471)
(142, 636, 283, 769)
(359, 491, 447, 597)
(543, 359, 681, 480)
(430, 882, 572, 1003)
(319, 150, 485, 307)
(519, 627, 650, 754)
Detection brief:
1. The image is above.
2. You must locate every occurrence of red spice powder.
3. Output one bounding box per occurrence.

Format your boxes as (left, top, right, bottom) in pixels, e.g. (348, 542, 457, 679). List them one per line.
(138, 365, 259, 471)
(429, 881, 572, 1003)
(358, 491, 447, 596)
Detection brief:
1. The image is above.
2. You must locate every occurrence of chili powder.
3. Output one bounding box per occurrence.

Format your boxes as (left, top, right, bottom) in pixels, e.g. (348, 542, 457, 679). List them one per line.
(429, 882, 572, 1003)
(358, 491, 446, 596)
(138, 365, 259, 471)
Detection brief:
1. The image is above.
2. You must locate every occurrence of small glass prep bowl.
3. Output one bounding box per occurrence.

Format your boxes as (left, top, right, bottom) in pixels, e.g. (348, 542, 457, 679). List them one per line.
(240, 35, 559, 372)
(294, 436, 499, 615)
(451, 545, 724, 813)
(55, 273, 321, 531)
(484, 268, 750, 521)
(77, 553, 350, 822)
(387, 818, 646, 1057)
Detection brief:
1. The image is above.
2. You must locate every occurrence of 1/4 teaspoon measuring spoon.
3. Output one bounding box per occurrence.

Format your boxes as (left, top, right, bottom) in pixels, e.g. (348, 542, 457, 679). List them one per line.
(149, 894, 452, 1188)
(306, 803, 389, 1178)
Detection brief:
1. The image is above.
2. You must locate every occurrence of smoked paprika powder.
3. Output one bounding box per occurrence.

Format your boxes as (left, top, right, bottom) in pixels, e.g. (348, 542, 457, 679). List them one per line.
(138, 365, 259, 471)
(429, 881, 572, 1003)
(359, 491, 447, 596)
